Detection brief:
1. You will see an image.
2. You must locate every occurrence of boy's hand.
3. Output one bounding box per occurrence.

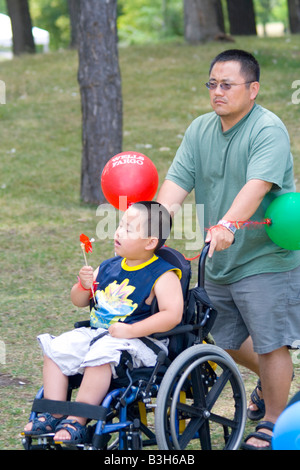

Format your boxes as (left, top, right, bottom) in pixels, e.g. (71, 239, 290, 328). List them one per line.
(78, 265, 94, 290)
(108, 322, 133, 339)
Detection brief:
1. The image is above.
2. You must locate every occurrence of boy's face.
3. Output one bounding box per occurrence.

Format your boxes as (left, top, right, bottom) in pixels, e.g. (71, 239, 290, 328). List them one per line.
(114, 206, 156, 260)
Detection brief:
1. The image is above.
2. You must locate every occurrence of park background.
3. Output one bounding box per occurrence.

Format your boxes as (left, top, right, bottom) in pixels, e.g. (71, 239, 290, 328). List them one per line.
(0, 0, 300, 450)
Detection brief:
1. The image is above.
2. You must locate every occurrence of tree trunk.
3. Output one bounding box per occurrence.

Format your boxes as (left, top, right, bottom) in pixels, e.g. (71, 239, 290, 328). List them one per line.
(67, 0, 80, 48)
(184, 0, 222, 43)
(215, 0, 225, 33)
(78, 0, 123, 205)
(6, 0, 35, 55)
(226, 0, 257, 35)
(288, 0, 300, 33)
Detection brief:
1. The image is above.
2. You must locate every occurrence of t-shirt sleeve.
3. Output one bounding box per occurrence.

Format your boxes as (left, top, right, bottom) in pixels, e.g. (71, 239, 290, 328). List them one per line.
(165, 126, 196, 193)
(246, 126, 291, 190)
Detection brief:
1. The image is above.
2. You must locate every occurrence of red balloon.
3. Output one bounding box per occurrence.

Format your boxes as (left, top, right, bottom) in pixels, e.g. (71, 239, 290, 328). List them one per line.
(101, 152, 159, 210)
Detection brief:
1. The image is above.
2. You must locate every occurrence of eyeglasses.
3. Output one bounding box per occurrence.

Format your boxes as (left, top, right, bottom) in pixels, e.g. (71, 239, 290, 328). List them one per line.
(205, 81, 254, 91)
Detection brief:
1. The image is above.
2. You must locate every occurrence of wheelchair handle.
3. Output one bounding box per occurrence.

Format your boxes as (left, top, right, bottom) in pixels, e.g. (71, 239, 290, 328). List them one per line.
(198, 242, 210, 289)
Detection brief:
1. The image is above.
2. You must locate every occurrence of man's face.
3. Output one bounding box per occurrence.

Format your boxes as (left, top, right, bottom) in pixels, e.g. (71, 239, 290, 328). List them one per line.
(208, 60, 259, 129)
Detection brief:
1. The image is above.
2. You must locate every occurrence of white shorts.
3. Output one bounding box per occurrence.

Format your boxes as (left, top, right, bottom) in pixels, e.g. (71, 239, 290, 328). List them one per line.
(37, 327, 168, 378)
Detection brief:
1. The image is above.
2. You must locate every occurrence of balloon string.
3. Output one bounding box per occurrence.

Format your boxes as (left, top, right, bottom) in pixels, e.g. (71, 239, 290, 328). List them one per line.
(230, 218, 272, 229)
(164, 218, 272, 261)
(183, 253, 201, 261)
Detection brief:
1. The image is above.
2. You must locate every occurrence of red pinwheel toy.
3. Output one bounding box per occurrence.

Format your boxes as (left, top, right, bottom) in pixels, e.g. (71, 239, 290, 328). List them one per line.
(79, 233, 96, 301)
(80, 233, 93, 256)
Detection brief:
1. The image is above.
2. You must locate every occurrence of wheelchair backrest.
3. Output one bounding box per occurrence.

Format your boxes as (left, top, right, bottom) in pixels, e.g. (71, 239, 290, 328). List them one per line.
(154, 246, 217, 360)
(148, 247, 192, 361)
(156, 246, 191, 300)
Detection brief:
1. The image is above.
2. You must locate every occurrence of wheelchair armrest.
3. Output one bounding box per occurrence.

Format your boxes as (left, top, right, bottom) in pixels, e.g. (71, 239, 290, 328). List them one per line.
(74, 320, 90, 329)
(152, 324, 194, 339)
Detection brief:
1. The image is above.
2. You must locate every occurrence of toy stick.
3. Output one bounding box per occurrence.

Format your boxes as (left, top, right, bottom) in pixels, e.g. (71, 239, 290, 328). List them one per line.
(79, 233, 96, 304)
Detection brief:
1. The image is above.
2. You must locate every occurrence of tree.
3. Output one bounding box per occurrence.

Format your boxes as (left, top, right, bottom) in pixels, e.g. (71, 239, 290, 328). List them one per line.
(226, 0, 257, 35)
(78, 0, 122, 204)
(68, 0, 80, 48)
(288, 0, 300, 32)
(6, 0, 35, 55)
(184, 0, 223, 43)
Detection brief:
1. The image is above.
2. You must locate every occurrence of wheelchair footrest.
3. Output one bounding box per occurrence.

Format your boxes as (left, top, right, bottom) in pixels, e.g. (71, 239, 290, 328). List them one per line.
(32, 398, 108, 421)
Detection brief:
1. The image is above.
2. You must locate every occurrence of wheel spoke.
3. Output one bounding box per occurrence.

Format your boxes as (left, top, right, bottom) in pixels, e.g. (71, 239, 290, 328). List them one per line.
(155, 345, 247, 450)
(178, 417, 210, 449)
(205, 368, 232, 410)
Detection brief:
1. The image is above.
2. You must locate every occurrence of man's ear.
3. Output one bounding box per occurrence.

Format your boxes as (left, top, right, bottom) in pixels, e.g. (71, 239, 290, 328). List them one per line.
(250, 81, 260, 100)
(145, 237, 159, 251)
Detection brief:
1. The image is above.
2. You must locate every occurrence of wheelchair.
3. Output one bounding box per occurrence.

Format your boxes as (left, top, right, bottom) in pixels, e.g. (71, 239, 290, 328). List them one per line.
(22, 244, 247, 451)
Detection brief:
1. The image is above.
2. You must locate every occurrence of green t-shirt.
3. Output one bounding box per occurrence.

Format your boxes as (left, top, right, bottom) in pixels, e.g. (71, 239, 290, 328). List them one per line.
(166, 103, 300, 283)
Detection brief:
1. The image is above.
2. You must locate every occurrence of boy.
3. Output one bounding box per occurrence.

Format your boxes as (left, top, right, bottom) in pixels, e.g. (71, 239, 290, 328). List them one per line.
(24, 201, 183, 444)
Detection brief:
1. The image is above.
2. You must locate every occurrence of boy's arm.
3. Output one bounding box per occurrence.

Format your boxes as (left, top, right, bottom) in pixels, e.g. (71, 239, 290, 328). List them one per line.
(70, 265, 98, 308)
(108, 270, 183, 339)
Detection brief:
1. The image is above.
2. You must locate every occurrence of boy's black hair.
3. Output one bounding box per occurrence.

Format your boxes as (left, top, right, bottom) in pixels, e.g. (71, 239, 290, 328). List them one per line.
(209, 49, 260, 83)
(131, 201, 172, 253)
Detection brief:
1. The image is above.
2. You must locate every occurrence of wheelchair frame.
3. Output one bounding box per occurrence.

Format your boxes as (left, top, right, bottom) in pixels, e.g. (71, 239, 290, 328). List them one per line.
(22, 244, 247, 451)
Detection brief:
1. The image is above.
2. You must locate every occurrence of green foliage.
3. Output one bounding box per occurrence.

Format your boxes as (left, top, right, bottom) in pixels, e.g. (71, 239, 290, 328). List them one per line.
(254, 0, 288, 26)
(117, 0, 183, 44)
(0, 0, 6, 13)
(0, 0, 292, 49)
(30, 0, 70, 49)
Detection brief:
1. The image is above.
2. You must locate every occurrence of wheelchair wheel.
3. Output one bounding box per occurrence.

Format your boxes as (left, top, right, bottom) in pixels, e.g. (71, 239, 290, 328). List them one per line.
(155, 344, 247, 450)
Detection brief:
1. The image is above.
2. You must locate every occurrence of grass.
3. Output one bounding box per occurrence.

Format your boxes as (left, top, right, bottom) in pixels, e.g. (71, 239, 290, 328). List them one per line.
(0, 35, 300, 450)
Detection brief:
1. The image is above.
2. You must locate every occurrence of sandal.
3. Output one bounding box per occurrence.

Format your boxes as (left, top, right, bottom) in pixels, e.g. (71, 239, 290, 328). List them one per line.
(247, 373, 294, 421)
(24, 412, 64, 436)
(247, 378, 265, 421)
(54, 419, 88, 445)
(241, 420, 274, 450)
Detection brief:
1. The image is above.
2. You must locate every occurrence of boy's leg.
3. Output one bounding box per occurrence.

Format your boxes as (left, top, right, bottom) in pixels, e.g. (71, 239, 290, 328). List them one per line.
(24, 355, 69, 432)
(43, 354, 69, 402)
(53, 364, 112, 441)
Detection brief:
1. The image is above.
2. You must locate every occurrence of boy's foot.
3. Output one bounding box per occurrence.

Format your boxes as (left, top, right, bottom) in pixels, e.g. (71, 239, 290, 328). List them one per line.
(23, 413, 63, 435)
(53, 418, 88, 444)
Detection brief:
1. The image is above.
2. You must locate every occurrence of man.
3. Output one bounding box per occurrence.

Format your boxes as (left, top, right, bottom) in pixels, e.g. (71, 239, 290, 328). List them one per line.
(157, 49, 300, 450)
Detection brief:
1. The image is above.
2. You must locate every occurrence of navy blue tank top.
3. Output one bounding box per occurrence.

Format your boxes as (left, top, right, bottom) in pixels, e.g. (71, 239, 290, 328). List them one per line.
(89, 255, 181, 329)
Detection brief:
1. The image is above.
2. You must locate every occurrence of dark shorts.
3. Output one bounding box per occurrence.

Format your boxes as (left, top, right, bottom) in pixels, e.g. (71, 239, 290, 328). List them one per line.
(205, 265, 300, 355)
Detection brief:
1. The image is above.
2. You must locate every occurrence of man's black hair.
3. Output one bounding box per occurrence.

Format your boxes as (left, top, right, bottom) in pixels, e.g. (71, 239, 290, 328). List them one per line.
(209, 49, 260, 83)
(131, 201, 172, 252)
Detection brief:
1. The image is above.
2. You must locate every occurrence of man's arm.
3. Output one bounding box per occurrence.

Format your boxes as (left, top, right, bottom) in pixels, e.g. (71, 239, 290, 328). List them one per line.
(108, 270, 183, 338)
(206, 179, 273, 257)
(156, 180, 189, 217)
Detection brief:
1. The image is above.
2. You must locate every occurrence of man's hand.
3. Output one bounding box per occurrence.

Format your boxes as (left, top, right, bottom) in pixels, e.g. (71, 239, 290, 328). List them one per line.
(205, 225, 234, 258)
(205, 179, 272, 258)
